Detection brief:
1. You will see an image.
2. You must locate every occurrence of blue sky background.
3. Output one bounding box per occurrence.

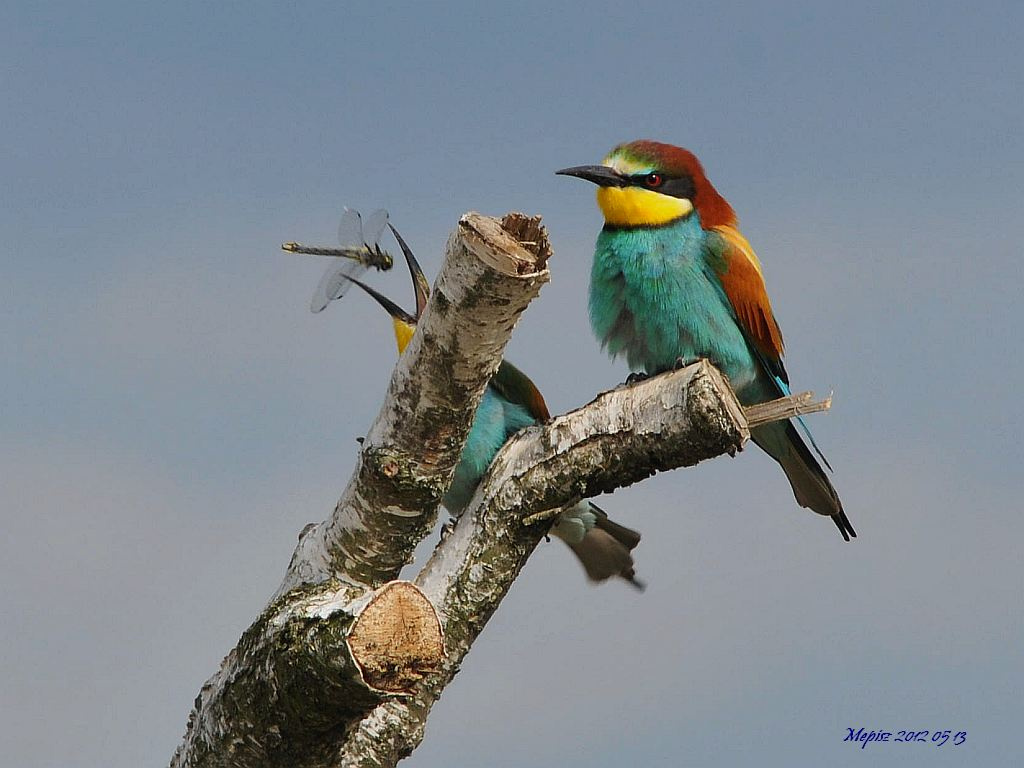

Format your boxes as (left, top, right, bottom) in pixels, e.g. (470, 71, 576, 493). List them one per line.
(3, 2, 1021, 766)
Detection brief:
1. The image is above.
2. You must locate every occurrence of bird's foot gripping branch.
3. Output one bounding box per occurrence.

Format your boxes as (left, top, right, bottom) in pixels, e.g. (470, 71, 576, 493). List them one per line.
(171, 212, 824, 768)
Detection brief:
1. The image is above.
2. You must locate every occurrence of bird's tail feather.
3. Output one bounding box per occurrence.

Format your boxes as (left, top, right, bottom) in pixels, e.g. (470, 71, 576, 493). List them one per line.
(591, 502, 642, 550)
(753, 421, 856, 541)
(555, 502, 644, 589)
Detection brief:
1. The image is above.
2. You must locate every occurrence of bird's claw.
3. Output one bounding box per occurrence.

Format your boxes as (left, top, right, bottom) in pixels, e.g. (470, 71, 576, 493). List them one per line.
(624, 371, 649, 385)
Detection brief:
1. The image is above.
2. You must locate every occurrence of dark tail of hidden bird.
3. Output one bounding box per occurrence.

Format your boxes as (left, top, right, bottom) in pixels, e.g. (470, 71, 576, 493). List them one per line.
(566, 503, 645, 589)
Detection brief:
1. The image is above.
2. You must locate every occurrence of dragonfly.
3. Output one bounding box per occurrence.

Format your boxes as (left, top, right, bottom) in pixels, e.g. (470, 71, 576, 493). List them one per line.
(282, 207, 395, 313)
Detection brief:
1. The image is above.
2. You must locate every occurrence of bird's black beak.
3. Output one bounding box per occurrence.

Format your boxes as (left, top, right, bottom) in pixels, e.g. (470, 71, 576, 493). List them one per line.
(389, 223, 430, 321)
(343, 274, 416, 326)
(555, 165, 626, 187)
(313, 222, 428, 327)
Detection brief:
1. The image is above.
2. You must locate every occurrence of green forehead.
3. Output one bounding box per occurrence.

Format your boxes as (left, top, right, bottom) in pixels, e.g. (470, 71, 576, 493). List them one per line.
(603, 146, 656, 173)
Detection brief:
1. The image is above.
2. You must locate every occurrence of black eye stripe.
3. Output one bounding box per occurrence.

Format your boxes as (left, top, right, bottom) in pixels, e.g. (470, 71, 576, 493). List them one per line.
(628, 173, 695, 201)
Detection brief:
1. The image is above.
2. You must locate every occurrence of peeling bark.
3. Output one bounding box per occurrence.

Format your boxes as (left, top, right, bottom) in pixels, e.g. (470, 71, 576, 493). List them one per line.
(171, 211, 824, 768)
(331, 361, 748, 767)
(173, 213, 548, 768)
(278, 213, 550, 595)
(172, 581, 426, 768)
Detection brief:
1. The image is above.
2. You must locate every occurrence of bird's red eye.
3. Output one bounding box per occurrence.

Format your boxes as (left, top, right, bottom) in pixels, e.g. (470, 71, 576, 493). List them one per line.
(645, 173, 663, 188)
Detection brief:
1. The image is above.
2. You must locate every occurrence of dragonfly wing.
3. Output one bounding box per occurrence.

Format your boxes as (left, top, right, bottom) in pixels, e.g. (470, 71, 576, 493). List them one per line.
(337, 207, 364, 248)
(362, 209, 389, 248)
(310, 258, 367, 312)
(310, 207, 390, 312)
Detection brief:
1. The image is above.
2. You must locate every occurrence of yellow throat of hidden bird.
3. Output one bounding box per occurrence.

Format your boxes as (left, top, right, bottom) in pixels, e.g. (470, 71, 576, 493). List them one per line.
(392, 317, 416, 355)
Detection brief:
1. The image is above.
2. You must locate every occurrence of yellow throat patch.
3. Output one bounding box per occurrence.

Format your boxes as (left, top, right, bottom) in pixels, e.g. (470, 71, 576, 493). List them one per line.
(595, 155, 693, 226)
(392, 318, 415, 355)
(596, 186, 693, 227)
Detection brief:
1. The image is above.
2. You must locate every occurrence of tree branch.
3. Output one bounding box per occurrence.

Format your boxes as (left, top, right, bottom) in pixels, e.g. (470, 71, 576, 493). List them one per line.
(334, 361, 749, 766)
(279, 212, 551, 594)
(172, 213, 550, 768)
(743, 390, 832, 428)
(172, 208, 835, 768)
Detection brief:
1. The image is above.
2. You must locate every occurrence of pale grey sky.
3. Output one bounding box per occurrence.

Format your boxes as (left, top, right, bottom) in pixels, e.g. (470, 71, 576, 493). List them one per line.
(3, 1, 1021, 766)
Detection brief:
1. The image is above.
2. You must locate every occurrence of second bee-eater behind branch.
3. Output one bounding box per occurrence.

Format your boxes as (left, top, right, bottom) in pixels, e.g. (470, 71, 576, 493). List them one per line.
(333, 224, 645, 587)
(557, 140, 855, 541)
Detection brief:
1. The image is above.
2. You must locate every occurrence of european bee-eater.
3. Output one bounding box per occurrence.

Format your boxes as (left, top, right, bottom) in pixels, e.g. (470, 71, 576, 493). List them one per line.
(335, 224, 645, 586)
(557, 140, 855, 540)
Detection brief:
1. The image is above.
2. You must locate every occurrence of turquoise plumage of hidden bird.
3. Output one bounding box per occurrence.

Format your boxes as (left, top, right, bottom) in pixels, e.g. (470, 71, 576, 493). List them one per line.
(557, 140, 855, 540)
(315, 221, 644, 587)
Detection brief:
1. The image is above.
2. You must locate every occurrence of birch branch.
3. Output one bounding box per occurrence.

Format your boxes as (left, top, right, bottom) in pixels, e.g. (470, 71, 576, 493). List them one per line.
(279, 212, 551, 594)
(335, 361, 750, 766)
(172, 206, 837, 768)
(172, 213, 550, 768)
(743, 390, 832, 428)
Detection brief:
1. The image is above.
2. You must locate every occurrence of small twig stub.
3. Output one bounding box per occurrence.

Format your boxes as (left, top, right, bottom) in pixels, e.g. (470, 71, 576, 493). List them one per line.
(743, 391, 833, 429)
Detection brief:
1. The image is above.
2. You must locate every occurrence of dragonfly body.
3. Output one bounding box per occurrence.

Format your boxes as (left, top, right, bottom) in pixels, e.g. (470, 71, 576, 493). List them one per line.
(281, 243, 384, 262)
(281, 208, 394, 312)
(294, 220, 644, 587)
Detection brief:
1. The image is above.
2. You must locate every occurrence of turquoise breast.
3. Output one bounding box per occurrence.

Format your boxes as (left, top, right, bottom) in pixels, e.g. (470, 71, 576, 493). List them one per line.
(589, 215, 758, 390)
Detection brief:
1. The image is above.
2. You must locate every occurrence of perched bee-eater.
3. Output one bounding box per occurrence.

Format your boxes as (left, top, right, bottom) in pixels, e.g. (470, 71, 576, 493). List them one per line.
(334, 225, 644, 586)
(557, 140, 855, 540)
